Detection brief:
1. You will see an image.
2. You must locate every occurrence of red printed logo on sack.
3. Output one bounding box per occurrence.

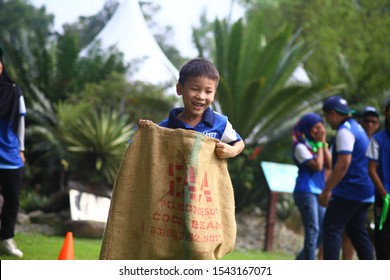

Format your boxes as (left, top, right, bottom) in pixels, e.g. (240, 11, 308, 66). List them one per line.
(168, 163, 212, 203)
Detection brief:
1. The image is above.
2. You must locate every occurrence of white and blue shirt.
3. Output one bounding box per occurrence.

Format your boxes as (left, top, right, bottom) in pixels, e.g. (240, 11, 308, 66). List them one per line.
(366, 130, 390, 194)
(293, 143, 325, 194)
(331, 118, 374, 202)
(0, 95, 26, 169)
(159, 107, 242, 144)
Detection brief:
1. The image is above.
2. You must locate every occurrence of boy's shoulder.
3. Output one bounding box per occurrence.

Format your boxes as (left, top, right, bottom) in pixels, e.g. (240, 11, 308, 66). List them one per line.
(213, 110, 227, 119)
(159, 118, 169, 127)
(159, 108, 183, 128)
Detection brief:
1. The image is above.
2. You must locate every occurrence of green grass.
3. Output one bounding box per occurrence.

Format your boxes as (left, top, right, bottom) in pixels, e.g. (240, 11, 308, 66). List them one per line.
(0, 233, 293, 260)
(0, 233, 102, 260)
(223, 250, 293, 260)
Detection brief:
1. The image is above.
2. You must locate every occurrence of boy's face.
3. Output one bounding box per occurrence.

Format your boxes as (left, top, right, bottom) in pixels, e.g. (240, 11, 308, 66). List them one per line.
(0, 61, 3, 75)
(176, 76, 217, 119)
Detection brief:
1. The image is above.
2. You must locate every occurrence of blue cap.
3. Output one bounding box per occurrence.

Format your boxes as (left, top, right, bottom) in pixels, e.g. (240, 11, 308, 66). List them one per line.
(360, 106, 379, 117)
(322, 96, 353, 115)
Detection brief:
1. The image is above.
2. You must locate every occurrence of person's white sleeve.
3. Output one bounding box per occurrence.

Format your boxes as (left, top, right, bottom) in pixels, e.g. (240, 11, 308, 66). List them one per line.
(18, 116, 25, 151)
(366, 138, 379, 160)
(19, 95, 26, 115)
(336, 128, 355, 153)
(294, 143, 313, 164)
(221, 120, 240, 143)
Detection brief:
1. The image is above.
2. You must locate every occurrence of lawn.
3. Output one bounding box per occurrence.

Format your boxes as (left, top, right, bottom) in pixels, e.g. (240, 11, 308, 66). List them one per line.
(0, 233, 294, 260)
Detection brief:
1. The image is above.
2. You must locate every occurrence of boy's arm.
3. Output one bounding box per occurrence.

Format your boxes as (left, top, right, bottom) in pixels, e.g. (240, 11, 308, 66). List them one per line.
(215, 139, 245, 159)
(368, 160, 387, 197)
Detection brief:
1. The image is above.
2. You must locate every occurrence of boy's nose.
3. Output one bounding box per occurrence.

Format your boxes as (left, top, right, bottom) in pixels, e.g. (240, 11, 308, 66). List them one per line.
(196, 92, 205, 99)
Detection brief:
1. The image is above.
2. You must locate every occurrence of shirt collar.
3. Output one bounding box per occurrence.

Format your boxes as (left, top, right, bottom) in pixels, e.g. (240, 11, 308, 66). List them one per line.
(167, 107, 215, 128)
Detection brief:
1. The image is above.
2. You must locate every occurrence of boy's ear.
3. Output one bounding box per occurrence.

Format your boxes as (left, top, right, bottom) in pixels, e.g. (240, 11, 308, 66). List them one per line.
(176, 83, 182, 96)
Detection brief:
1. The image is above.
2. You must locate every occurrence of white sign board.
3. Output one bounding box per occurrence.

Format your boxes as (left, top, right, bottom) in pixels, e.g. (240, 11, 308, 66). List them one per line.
(260, 161, 298, 193)
(69, 189, 110, 222)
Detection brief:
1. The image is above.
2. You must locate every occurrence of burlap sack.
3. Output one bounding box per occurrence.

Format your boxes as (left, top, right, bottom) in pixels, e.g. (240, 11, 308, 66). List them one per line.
(99, 124, 236, 260)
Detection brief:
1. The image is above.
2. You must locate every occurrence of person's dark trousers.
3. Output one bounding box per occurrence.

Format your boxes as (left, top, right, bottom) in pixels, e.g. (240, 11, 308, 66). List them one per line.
(323, 195, 374, 260)
(0, 168, 24, 240)
(374, 194, 390, 260)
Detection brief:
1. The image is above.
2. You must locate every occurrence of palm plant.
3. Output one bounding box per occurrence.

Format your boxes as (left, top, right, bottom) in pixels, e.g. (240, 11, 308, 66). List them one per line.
(212, 14, 343, 144)
(56, 103, 135, 185)
(0, 2, 168, 193)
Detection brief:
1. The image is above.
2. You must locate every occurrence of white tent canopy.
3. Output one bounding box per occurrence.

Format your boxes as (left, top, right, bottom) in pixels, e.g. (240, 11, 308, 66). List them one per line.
(286, 64, 311, 85)
(83, 0, 179, 87)
(83, 0, 310, 90)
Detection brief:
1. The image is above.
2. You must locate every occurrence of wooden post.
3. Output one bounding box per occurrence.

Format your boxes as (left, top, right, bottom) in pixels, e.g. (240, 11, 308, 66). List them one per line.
(264, 191, 278, 251)
(260, 161, 298, 252)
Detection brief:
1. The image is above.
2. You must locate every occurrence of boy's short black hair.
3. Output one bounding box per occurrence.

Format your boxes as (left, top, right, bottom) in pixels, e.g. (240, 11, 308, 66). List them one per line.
(178, 58, 219, 86)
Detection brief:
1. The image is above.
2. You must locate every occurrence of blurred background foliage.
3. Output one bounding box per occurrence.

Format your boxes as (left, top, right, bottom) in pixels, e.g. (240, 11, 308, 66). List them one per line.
(1, 0, 389, 217)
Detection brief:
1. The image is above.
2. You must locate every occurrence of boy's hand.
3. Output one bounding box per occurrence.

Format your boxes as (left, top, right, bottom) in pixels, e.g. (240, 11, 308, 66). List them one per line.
(215, 142, 237, 159)
(215, 139, 245, 159)
(138, 119, 154, 129)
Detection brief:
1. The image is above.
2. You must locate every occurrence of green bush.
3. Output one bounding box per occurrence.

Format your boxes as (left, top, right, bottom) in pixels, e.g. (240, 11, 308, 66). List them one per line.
(228, 146, 268, 212)
(57, 104, 135, 185)
(19, 189, 49, 213)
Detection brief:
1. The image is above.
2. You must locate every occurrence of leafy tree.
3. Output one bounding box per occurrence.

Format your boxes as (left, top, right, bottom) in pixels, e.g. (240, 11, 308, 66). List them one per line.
(71, 72, 176, 123)
(1, 0, 127, 104)
(238, 0, 390, 107)
(140, 1, 187, 68)
(0, 0, 176, 193)
(210, 15, 342, 143)
(0, 0, 53, 100)
(192, 11, 217, 60)
(62, 0, 119, 49)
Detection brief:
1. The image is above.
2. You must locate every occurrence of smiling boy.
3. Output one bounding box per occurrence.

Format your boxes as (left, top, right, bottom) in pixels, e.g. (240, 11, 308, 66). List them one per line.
(139, 58, 244, 159)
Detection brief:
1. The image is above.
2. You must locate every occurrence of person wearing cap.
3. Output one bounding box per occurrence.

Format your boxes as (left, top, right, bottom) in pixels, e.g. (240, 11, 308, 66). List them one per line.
(359, 106, 380, 139)
(0, 47, 26, 258)
(319, 95, 374, 260)
(291, 113, 331, 260)
(366, 99, 390, 259)
(340, 105, 380, 260)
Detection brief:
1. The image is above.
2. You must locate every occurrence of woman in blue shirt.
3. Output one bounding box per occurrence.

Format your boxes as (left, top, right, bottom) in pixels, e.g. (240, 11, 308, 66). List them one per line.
(292, 113, 331, 259)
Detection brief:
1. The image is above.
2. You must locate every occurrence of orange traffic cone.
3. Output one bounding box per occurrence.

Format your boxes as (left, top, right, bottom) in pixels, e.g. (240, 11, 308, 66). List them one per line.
(58, 232, 74, 260)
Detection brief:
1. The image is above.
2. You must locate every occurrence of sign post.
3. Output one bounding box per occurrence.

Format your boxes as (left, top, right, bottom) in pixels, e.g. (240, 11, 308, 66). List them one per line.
(260, 161, 298, 251)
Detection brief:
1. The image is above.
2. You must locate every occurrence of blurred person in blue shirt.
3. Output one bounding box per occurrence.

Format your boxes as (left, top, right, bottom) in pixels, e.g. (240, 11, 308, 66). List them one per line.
(0, 47, 26, 258)
(292, 113, 331, 260)
(319, 96, 374, 260)
(366, 99, 390, 260)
